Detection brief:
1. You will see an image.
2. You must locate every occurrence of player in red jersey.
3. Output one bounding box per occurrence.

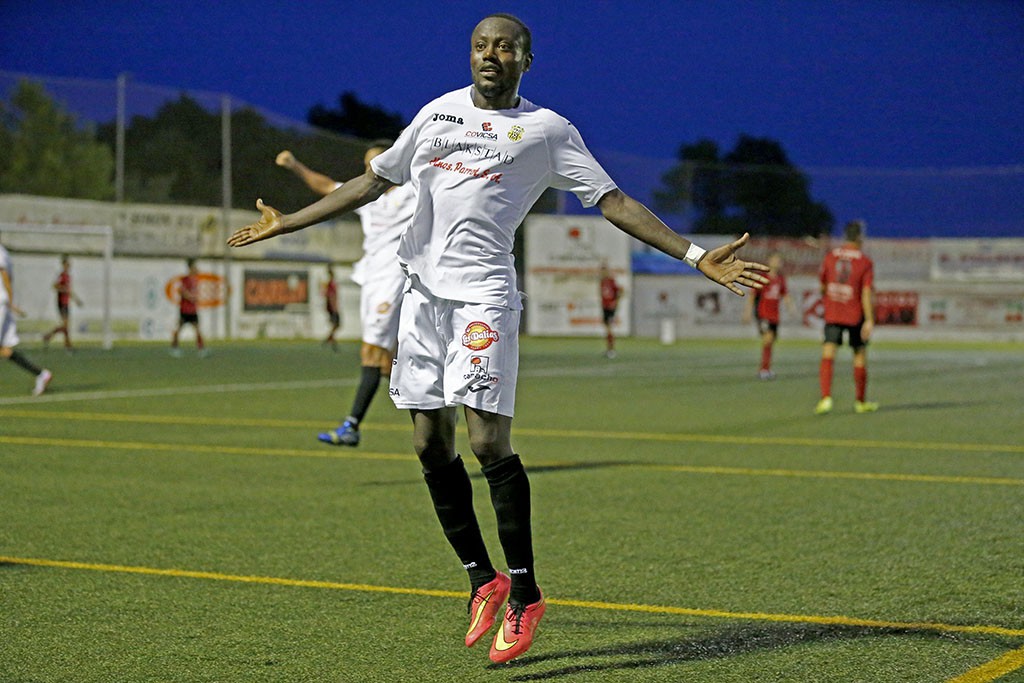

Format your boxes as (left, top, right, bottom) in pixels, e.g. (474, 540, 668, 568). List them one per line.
(170, 258, 207, 358)
(816, 221, 877, 414)
(321, 264, 341, 351)
(42, 254, 83, 352)
(742, 253, 796, 379)
(598, 262, 622, 358)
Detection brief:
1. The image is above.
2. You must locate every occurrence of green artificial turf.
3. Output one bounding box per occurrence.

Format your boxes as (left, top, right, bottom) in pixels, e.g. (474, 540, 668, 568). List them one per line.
(1, 337, 1022, 682)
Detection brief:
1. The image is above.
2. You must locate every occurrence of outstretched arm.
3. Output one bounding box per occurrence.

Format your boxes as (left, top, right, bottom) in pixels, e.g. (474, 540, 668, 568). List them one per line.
(597, 189, 769, 296)
(276, 150, 340, 197)
(227, 169, 393, 248)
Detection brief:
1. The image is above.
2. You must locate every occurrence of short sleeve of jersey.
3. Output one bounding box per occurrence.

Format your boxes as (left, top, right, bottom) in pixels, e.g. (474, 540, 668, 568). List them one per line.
(370, 107, 432, 185)
(546, 120, 617, 208)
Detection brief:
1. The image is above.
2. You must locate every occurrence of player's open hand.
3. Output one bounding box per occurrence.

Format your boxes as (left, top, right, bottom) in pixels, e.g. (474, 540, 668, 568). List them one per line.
(227, 199, 284, 248)
(697, 233, 770, 296)
(275, 150, 295, 169)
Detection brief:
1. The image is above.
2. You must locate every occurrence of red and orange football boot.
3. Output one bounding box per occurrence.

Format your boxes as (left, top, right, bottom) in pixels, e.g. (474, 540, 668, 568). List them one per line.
(465, 571, 511, 647)
(489, 591, 546, 664)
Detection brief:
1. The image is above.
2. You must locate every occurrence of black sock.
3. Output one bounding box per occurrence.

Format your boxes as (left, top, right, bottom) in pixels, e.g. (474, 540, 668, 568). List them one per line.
(482, 454, 540, 605)
(9, 350, 42, 376)
(423, 456, 496, 591)
(348, 366, 382, 424)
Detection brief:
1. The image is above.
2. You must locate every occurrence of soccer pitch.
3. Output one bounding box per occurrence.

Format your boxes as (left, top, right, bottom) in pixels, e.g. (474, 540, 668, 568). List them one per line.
(2, 337, 1022, 682)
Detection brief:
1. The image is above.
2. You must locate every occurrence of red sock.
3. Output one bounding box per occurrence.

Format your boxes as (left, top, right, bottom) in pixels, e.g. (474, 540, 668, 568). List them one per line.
(854, 366, 867, 402)
(760, 344, 772, 371)
(819, 358, 834, 398)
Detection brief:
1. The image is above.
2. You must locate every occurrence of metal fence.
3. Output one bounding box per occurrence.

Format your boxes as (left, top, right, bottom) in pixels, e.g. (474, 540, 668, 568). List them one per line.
(2, 70, 1022, 238)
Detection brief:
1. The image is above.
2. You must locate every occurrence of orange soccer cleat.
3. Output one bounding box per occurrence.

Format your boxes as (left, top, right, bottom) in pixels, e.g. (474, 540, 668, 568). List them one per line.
(489, 591, 546, 664)
(465, 571, 510, 647)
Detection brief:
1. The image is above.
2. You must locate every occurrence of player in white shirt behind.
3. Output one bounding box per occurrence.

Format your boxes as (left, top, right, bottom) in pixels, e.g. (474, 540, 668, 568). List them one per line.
(229, 13, 768, 664)
(0, 237, 52, 396)
(275, 143, 414, 447)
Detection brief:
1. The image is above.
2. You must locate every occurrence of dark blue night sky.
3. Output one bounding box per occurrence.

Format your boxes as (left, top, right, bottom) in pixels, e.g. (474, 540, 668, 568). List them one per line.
(2, 0, 1022, 236)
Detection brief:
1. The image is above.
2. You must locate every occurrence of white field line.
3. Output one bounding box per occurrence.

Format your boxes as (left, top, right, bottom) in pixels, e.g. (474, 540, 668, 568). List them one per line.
(0, 378, 356, 406)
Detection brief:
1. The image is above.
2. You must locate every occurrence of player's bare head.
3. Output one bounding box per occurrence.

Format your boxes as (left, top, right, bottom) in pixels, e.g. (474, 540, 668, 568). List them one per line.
(470, 14, 533, 101)
(844, 220, 866, 243)
(363, 139, 394, 169)
(768, 253, 783, 271)
(186, 257, 196, 270)
(61, 254, 70, 266)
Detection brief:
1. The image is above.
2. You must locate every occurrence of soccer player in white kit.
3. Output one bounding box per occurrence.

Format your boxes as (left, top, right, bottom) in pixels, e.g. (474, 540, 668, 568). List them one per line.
(0, 238, 52, 395)
(275, 143, 414, 446)
(229, 13, 768, 663)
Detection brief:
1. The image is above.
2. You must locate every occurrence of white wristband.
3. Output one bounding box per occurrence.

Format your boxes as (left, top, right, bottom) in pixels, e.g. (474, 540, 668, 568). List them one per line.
(683, 243, 707, 268)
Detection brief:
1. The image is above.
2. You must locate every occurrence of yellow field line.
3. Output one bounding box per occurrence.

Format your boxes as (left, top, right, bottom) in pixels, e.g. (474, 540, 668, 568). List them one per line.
(3, 555, 1023, 640)
(947, 644, 1024, 683)
(2, 407, 1022, 455)
(4, 434, 1023, 488)
(647, 464, 1024, 487)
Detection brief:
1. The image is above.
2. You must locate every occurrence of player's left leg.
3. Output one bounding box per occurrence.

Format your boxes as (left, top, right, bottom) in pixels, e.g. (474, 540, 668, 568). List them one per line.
(851, 341, 877, 413)
(463, 407, 545, 663)
(319, 344, 394, 446)
(3, 310, 51, 394)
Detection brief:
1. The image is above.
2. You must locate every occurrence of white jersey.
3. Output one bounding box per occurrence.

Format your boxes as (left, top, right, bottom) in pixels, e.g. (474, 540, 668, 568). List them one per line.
(371, 85, 617, 309)
(0, 244, 11, 306)
(350, 182, 416, 286)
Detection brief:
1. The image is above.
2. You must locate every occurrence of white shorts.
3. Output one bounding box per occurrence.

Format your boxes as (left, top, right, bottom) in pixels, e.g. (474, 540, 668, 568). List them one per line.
(389, 279, 520, 417)
(1, 303, 20, 349)
(359, 269, 406, 350)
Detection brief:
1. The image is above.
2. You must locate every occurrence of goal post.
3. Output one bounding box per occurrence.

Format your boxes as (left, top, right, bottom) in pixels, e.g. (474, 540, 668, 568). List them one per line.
(0, 223, 115, 349)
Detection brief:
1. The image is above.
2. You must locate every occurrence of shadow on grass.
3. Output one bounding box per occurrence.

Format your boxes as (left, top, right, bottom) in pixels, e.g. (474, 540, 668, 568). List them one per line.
(873, 400, 990, 413)
(358, 461, 633, 488)
(490, 622, 962, 680)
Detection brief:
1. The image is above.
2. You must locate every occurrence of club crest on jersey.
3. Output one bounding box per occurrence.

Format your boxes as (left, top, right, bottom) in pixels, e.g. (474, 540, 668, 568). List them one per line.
(462, 321, 500, 350)
(507, 125, 525, 142)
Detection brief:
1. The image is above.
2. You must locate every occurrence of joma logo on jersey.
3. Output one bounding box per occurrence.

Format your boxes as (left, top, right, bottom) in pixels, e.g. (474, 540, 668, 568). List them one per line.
(482, 122, 492, 131)
(432, 112, 464, 124)
(462, 321, 500, 351)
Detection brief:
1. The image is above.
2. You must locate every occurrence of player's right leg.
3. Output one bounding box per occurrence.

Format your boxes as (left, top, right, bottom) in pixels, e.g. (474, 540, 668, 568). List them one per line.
(414, 408, 503, 647)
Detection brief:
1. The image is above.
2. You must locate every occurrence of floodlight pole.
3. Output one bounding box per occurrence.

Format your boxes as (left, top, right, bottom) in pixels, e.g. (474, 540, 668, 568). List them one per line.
(221, 94, 233, 339)
(115, 73, 128, 203)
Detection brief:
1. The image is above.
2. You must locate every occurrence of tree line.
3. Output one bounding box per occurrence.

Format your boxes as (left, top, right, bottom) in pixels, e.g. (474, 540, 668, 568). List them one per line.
(0, 79, 832, 236)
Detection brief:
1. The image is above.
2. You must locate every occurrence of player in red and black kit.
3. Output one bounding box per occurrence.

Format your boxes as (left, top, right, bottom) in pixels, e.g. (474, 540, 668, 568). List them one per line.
(42, 254, 83, 352)
(599, 262, 622, 358)
(322, 263, 341, 351)
(816, 221, 877, 414)
(170, 258, 207, 358)
(743, 253, 796, 379)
